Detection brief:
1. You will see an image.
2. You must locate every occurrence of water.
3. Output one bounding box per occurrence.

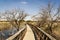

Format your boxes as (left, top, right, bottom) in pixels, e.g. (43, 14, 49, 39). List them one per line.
(0, 27, 17, 40)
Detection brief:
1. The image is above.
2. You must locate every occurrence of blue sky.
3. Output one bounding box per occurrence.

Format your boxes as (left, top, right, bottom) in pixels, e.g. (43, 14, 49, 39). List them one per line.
(0, 0, 60, 14)
(0, 0, 60, 20)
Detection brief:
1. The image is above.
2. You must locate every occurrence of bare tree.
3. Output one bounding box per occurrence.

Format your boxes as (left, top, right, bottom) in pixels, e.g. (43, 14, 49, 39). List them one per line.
(32, 2, 56, 33)
(3, 9, 28, 31)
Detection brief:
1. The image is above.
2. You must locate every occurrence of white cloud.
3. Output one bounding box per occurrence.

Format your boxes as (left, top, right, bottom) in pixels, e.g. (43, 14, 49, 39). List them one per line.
(20, 1, 28, 5)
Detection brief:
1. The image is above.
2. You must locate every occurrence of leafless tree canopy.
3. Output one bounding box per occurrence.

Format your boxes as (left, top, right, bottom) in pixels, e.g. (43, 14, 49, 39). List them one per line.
(0, 9, 28, 31)
(3, 9, 27, 21)
(32, 2, 60, 33)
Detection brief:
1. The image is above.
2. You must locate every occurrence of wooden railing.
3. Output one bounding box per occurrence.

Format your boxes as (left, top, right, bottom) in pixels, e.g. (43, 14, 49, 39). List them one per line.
(37, 27, 56, 40)
(6, 26, 27, 40)
(28, 23, 56, 40)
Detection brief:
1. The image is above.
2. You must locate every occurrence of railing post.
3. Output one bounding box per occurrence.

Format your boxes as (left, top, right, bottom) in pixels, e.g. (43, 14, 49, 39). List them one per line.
(46, 37, 50, 40)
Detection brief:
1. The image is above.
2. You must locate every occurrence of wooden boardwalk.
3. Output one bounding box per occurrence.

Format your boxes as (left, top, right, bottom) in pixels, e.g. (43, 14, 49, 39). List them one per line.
(23, 25, 35, 40)
(6, 24, 57, 40)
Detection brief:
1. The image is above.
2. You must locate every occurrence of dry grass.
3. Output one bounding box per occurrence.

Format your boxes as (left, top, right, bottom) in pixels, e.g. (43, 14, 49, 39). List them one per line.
(53, 23, 60, 37)
(0, 21, 12, 31)
(0, 21, 26, 31)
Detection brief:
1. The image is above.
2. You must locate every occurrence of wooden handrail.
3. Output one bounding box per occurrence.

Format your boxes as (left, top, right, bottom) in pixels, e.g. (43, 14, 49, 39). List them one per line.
(37, 27, 56, 40)
(6, 26, 26, 40)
